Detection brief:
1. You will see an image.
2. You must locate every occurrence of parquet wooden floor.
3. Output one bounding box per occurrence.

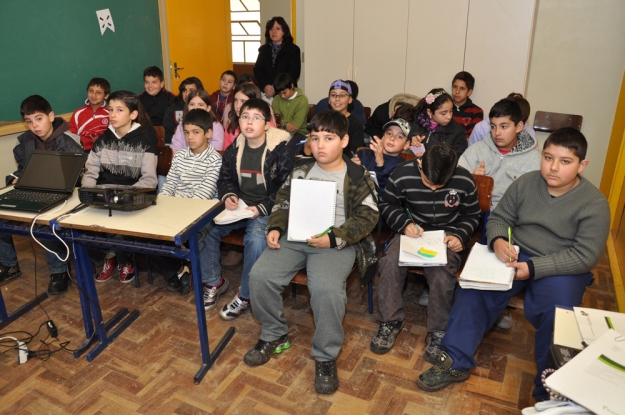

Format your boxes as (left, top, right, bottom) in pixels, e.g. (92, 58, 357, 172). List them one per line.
(0, 236, 617, 415)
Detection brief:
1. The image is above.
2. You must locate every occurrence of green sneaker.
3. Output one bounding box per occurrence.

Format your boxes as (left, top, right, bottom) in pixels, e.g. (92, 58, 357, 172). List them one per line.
(243, 335, 290, 366)
(416, 351, 470, 391)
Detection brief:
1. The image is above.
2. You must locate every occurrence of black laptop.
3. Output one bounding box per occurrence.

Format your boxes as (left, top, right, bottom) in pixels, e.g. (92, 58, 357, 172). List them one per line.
(0, 150, 87, 213)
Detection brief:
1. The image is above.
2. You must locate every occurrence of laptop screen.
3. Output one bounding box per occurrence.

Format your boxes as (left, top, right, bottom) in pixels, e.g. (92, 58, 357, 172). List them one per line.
(17, 151, 87, 192)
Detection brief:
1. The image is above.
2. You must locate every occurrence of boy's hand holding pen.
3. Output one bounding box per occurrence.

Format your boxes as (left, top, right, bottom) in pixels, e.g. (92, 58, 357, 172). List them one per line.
(225, 195, 238, 210)
(306, 226, 332, 248)
(404, 208, 423, 238)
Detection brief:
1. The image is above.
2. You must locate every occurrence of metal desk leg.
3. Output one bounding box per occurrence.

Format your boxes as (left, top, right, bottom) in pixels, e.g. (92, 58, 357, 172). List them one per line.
(0, 287, 48, 330)
(188, 234, 235, 384)
(71, 239, 140, 361)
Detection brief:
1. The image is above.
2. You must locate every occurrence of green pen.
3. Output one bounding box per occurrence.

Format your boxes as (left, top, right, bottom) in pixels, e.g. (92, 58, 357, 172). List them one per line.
(508, 227, 513, 262)
(308, 225, 333, 246)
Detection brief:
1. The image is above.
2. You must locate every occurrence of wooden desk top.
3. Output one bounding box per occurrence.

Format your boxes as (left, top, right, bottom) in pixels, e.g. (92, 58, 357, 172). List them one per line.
(56, 195, 220, 241)
(0, 186, 83, 224)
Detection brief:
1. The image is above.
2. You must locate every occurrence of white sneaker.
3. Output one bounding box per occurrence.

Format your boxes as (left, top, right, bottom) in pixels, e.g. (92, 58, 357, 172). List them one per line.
(219, 293, 250, 321)
(495, 313, 513, 330)
(418, 288, 429, 307)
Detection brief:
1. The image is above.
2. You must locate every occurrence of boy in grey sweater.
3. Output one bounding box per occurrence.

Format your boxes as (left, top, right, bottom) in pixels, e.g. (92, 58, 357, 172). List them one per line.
(417, 128, 611, 402)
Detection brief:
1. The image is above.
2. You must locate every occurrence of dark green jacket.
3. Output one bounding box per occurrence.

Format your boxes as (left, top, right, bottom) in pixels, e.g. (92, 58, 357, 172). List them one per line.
(268, 155, 379, 250)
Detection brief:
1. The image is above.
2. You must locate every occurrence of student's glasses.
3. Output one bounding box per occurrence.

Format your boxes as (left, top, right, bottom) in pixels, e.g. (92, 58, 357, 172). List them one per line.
(330, 93, 349, 100)
(240, 114, 266, 123)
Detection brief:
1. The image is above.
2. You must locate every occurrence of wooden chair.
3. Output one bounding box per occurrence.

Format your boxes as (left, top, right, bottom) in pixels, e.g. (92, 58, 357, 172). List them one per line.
(364, 107, 372, 125)
(533, 111, 583, 133)
(154, 126, 165, 147)
(307, 104, 316, 123)
(156, 145, 174, 177)
(274, 113, 282, 129)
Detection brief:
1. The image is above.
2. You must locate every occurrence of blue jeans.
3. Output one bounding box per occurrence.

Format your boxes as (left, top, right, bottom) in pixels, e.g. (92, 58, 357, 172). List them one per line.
(200, 215, 268, 299)
(440, 251, 594, 401)
(0, 232, 68, 274)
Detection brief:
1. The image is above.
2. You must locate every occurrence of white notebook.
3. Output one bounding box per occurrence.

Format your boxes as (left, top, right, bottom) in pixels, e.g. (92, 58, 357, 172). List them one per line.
(287, 179, 336, 242)
(398, 231, 448, 267)
(459, 243, 519, 291)
(213, 199, 254, 225)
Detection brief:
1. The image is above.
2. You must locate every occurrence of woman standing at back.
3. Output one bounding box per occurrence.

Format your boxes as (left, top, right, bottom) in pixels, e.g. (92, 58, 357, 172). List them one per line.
(253, 16, 301, 101)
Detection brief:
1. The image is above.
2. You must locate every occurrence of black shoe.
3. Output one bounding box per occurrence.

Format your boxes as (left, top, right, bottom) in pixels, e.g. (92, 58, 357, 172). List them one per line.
(166, 276, 182, 292)
(370, 320, 404, 355)
(0, 263, 21, 283)
(424, 331, 445, 364)
(48, 271, 70, 295)
(315, 360, 339, 394)
(416, 351, 469, 391)
(243, 334, 290, 366)
(177, 266, 191, 296)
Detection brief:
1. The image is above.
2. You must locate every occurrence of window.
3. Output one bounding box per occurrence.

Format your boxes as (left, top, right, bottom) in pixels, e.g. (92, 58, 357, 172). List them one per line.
(230, 0, 261, 63)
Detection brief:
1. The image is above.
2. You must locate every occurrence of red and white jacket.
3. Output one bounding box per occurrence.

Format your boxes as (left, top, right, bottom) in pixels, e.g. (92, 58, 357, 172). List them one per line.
(69, 100, 110, 150)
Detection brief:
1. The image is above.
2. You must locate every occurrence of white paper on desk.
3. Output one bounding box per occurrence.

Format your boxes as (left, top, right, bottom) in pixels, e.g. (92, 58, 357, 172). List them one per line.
(545, 329, 625, 415)
(398, 231, 447, 267)
(459, 243, 519, 291)
(213, 199, 254, 225)
(574, 307, 625, 344)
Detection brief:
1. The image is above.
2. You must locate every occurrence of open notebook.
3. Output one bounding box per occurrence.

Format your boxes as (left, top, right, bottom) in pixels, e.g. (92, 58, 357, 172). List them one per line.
(398, 230, 448, 267)
(213, 199, 254, 225)
(287, 179, 336, 242)
(459, 243, 520, 291)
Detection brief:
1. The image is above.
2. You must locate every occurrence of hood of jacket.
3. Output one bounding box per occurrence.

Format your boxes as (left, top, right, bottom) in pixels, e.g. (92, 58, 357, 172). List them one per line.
(233, 126, 291, 188)
(484, 127, 536, 155)
(389, 93, 420, 118)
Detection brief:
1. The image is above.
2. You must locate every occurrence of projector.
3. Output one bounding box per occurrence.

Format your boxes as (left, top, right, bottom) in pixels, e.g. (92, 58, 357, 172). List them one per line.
(78, 185, 157, 215)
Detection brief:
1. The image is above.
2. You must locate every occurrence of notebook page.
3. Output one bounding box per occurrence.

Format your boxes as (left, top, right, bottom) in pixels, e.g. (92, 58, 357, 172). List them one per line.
(287, 179, 336, 242)
(214, 199, 254, 224)
(460, 243, 518, 283)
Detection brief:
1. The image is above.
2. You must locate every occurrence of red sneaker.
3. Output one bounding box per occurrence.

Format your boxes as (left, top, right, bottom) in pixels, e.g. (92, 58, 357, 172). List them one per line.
(119, 262, 135, 284)
(96, 256, 117, 283)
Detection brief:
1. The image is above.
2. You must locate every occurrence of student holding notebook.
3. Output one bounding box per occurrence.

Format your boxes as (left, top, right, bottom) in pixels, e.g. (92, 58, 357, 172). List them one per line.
(244, 110, 379, 394)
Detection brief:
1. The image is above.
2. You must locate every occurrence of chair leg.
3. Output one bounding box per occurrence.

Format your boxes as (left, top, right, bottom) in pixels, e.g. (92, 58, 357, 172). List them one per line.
(368, 281, 373, 314)
(146, 256, 153, 285)
(291, 282, 296, 298)
(132, 253, 140, 288)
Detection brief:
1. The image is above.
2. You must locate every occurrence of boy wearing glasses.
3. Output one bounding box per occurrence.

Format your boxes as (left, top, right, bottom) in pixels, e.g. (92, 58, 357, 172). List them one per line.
(271, 72, 309, 138)
(202, 98, 296, 320)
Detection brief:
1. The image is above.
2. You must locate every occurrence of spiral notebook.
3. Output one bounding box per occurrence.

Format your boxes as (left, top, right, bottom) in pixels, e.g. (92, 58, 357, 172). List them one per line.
(287, 179, 337, 242)
(459, 243, 519, 291)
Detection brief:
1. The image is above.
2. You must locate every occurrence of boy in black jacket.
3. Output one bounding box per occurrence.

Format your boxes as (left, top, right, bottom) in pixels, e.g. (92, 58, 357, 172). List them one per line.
(201, 99, 295, 320)
(0, 95, 83, 294)
(138, 66, 175, 127)
(371, 143, 480, 361)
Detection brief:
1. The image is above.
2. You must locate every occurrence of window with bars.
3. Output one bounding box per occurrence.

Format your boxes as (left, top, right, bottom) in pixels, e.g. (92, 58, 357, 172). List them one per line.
(230, 0, 261, 63)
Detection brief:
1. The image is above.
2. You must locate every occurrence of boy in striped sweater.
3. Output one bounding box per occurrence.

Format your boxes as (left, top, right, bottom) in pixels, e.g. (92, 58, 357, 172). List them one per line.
(151, 109, 222, 294)
(371, 143, 480, 362)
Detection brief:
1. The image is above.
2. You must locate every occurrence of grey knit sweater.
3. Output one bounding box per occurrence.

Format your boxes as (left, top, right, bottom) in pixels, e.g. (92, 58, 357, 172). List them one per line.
(486, 171, 610, 279)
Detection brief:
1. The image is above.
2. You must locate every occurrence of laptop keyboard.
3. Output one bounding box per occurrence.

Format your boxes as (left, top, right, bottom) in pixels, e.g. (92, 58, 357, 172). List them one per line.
(0, 189, 67, 204)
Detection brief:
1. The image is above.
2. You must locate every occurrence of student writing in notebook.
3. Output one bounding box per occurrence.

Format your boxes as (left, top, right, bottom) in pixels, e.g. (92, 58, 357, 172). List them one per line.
(0, 95, 83, 295)
(202, 98, 295, 320)
(372, 143, 480, 362)
(243, 110, 378, 394)
(417, 129, 610, 401)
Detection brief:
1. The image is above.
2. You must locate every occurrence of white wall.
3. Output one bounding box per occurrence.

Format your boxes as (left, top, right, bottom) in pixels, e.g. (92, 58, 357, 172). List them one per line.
(260, 0, 291, 36)
(525, 0, 625, 186)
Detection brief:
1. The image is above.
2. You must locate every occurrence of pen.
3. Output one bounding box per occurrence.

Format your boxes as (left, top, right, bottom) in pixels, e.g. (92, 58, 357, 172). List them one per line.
(405, 208, 421, 234)
(508, 226, 513, 262)
(308, 226, 333, 246)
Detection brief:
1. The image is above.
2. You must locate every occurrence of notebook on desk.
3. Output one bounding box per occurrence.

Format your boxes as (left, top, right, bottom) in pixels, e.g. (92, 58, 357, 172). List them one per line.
(0, 150, 87, 213)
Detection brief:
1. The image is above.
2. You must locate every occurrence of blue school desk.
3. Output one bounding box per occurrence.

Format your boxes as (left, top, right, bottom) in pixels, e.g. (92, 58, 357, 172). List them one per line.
(0, 188, 85, 329)
(51, 195, 231, 384)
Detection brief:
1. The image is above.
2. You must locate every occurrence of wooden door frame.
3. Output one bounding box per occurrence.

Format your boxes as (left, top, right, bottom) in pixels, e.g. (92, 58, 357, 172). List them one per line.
(607, 127, 625, 312)
(158, 0, 172, 92)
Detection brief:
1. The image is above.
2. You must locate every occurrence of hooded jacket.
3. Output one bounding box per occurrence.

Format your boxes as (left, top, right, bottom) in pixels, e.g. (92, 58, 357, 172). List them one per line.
(8, 117, 83, 185)
(267, 155, 379, 249)
(218, 127, 295, 216)
(82, 123, 157, 188)
(459, 129, 541, 208)
(409, 117, 468, 157)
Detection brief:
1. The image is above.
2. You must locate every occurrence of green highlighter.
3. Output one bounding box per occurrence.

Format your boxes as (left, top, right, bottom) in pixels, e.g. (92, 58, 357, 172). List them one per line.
(308, 226, 333, 246)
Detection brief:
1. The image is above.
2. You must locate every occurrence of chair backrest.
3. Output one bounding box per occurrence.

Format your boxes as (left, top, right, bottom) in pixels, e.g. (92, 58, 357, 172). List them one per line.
(154, 126, 165, 146)
(472, 174, 494, 213)
(533, 111, 583, 133)
(364, 106, 372, 125)
(307, 104, 316, 123)
(156, 145, 174, 176)
(274, 113, 282, 128)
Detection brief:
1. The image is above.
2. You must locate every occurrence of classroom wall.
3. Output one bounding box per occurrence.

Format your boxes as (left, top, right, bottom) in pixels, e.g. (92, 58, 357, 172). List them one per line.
(525, 0, 625, 188)
(0, 1, 163, 123)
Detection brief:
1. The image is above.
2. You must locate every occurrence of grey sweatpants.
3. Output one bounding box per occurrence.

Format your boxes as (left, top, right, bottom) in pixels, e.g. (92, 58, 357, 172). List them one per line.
(249, 236, 356, 361)
(377, 233, 461, 332)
